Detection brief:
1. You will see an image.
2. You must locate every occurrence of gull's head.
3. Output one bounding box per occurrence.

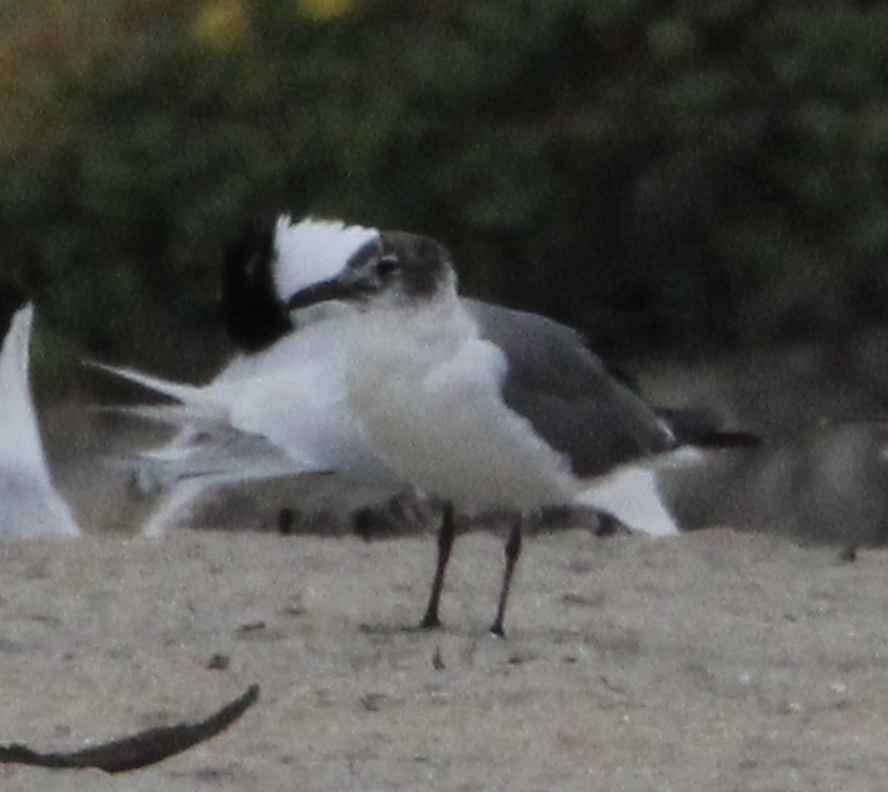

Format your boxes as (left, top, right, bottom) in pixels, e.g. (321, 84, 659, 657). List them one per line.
(286, 231, 457, 314)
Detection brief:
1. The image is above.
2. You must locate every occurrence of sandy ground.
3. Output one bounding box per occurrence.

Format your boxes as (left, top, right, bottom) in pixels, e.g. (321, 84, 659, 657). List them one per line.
(0, 527, 887, 791)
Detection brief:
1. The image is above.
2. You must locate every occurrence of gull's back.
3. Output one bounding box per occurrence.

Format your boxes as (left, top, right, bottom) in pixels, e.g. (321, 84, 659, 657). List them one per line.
(467, 299, 676, 478)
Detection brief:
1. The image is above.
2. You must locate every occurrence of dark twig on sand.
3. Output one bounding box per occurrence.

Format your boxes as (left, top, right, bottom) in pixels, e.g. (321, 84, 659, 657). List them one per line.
(0, 683, 259, 774)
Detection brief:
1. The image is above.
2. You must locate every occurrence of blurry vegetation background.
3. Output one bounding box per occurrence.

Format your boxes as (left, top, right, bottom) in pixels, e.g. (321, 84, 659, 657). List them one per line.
(1, 0, 888, 393)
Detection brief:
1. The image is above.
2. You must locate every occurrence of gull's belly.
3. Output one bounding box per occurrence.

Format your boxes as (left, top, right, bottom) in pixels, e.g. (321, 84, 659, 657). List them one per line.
(347, 329, 577, 509)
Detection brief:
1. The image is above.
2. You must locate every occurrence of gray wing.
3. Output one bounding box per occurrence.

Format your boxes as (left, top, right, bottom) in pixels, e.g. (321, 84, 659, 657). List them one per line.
(465, 299, 676, 478)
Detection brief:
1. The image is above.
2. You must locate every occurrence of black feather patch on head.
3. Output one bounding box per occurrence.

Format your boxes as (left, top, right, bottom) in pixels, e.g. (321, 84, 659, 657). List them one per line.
(0, 282, 26, 343)
(221, 218, 294, 352)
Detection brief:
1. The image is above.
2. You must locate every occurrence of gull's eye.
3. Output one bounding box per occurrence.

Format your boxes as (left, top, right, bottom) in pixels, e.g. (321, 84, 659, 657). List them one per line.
(376, 256, 400, 282)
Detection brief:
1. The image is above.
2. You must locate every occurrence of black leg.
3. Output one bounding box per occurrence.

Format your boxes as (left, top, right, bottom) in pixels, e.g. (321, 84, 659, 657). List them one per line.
(490, 516, 523, 637)
(420, 502, 456, 629)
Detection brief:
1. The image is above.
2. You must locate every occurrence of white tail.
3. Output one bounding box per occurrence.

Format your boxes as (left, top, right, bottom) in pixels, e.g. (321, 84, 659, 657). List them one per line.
(577, 464, 680, 537)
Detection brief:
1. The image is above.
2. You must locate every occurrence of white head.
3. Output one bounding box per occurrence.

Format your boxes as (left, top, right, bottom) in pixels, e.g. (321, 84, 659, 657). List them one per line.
(272, 216, 380, 301)
(222, 214, 381, 351)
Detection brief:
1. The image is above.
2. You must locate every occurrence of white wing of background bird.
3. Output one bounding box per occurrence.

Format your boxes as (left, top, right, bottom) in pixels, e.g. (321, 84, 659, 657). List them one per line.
(0, 304, 80, 539)
(92, 216, 395, 535)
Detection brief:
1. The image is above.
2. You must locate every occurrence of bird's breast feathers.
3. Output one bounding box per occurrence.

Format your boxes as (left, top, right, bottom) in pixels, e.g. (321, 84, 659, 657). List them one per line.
(344, 305, 576, 507)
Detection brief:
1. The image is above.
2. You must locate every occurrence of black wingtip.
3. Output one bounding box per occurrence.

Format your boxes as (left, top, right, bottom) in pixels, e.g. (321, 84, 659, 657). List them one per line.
(221, 216, 294, 352)
(688, 430, 763, 449)
(656, 406, 762, 450)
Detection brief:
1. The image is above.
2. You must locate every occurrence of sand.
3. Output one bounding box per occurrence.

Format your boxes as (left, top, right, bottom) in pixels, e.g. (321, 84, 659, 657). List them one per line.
(0, 527, 885, 791)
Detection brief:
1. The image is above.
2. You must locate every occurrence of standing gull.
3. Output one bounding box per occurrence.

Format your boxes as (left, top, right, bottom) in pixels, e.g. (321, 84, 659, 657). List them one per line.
(288, 230, 755, 634)
(0, 293, 80, 539)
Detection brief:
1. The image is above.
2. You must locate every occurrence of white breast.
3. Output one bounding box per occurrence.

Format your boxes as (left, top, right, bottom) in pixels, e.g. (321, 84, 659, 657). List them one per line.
(345, 299, 578, 509)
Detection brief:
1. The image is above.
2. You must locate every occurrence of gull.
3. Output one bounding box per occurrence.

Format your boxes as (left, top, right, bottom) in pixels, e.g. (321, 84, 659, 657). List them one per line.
(0, 294, 80, 539)
(287, 230, 756, 634)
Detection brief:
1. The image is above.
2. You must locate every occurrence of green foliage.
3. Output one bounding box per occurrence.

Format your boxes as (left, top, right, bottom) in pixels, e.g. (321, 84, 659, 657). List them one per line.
(2, 0, 888, 388)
